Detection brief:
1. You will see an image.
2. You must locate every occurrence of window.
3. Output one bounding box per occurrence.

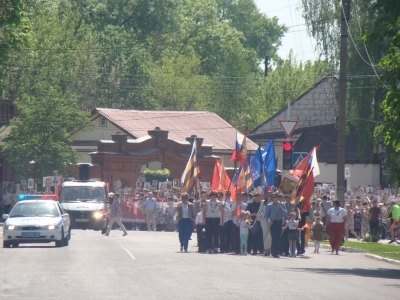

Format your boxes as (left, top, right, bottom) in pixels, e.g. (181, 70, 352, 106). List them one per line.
(99, 117, 107, 127)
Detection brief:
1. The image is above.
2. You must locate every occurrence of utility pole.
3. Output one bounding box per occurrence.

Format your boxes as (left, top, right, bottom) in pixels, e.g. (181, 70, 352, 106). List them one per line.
(337, 0, 350, 206)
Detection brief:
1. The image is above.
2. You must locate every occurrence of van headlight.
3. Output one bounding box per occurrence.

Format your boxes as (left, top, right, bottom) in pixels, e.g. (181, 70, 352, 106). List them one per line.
(93, 211, 105, 219)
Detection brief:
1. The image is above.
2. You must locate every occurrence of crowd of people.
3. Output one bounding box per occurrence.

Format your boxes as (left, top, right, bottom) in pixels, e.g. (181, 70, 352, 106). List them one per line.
(108, 188, 400, 256)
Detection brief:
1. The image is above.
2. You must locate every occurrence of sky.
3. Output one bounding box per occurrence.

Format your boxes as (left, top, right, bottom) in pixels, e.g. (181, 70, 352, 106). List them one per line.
(254, 0, 317, 62)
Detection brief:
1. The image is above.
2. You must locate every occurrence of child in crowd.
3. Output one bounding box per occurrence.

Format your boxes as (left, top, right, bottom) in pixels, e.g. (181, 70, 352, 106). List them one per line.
(282, 212, 299, 257)
(237, 210, 250, 255)
(312, 216, 324, 253)
(195, 204, 206, 253)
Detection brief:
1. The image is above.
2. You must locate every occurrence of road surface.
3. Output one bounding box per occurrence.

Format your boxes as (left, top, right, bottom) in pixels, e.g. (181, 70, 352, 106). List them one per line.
(1, 229, 399, 299)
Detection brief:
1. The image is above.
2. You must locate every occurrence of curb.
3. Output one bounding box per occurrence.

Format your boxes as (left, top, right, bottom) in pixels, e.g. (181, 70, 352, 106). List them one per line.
(365, 253, 400, 266)
(320, 243, 367, 253)
(321, 243, 400, 266)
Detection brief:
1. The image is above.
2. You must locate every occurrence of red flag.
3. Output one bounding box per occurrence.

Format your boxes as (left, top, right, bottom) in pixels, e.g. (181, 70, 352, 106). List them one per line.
(290, 145, 320, 212)
(211, 159, 221, 191)
(211, 159, 236, 200)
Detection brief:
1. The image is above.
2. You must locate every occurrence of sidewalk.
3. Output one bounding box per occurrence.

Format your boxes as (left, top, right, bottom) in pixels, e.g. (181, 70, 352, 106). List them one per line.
(321, 238, 400, 265)
(347, 237, 400, 246)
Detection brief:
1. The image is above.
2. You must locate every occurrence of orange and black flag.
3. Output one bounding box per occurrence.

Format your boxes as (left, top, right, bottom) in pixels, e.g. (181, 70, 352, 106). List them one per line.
(181, 139, 200, 193)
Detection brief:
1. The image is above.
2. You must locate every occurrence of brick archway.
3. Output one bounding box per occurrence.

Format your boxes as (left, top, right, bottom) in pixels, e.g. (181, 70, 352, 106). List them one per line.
(89, 128, 216, 191)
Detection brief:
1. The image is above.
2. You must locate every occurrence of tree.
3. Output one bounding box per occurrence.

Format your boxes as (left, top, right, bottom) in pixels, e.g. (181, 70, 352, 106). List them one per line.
(0, 0, 29, 89)
(369, 0, 400, 182)
(1, 88, 89, 179)
(300, 0, 396, 184)
(0, 0, 92, 179)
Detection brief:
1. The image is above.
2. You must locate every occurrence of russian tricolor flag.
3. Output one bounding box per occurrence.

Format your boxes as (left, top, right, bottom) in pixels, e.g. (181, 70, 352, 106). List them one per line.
(230, 129, 248, 166)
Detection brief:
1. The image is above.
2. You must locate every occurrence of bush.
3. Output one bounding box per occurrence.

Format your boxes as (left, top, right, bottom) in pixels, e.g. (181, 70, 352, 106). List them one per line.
(362, 234, 380, 243)
(322, 232, 328, 241)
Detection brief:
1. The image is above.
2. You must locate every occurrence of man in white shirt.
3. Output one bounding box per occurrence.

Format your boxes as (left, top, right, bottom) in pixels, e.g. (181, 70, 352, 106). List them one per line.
(144, 192, 157, 231)
(220, 191, 234, 253)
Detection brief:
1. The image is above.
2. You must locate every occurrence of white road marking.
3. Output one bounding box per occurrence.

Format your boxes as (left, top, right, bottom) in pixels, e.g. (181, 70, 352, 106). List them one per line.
(120, 245, 135, 260)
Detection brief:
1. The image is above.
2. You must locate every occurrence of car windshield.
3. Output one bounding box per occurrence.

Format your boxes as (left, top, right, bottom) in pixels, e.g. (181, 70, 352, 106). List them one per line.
(60, 186, 106, 203)
(10, 202, 60, 218)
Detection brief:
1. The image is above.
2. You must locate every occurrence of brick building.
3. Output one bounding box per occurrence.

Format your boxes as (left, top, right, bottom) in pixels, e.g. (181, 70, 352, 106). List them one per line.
(70, 108, 258, 190)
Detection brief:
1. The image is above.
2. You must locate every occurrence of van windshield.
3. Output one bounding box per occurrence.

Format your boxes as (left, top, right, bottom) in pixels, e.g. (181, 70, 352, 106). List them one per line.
(60, 186, 106, 203)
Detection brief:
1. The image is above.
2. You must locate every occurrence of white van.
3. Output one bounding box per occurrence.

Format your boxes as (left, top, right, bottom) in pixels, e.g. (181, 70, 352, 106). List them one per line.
(59, 180, 109, 234)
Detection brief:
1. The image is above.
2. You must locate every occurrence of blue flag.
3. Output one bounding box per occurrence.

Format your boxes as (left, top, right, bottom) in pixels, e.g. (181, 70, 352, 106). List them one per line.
(262, 140, 276, 189)
(250, 146, 262, 187)
(231, 166, 242, 187)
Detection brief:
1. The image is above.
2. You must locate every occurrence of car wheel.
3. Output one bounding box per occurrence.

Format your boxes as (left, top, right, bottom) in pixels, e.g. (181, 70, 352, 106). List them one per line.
(68, 228, 71, 241)
(3, 241, 11, 248)
(55, 228, 65, 247)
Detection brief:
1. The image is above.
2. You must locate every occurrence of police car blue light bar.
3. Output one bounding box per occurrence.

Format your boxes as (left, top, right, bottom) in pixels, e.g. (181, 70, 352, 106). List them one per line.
(18, 194, 59, 201)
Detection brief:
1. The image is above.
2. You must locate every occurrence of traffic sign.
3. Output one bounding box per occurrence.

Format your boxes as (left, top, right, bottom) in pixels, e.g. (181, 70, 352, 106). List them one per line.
(279, 120, 298, 138)
(292, 152, 308, 168)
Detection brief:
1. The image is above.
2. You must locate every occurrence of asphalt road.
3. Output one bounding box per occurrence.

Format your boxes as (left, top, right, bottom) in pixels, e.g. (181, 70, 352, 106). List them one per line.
(1, 228, 399, 300)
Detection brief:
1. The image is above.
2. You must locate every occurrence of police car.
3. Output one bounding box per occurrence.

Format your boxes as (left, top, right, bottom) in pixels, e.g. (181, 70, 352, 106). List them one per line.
(2, 195, 71, 248)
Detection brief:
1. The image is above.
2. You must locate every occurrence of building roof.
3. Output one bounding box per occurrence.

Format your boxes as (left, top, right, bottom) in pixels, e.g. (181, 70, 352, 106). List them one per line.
(250, 123, 379, 165)
(251, 76, 338, 135)
(93, 108, 258, 151)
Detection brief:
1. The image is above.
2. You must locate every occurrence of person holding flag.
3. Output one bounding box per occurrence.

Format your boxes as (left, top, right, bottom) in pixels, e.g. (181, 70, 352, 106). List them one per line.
(265, 192, 287, 258)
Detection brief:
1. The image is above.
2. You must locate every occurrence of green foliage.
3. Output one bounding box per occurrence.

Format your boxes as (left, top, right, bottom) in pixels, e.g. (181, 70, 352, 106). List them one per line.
(0, 0, 29, 87)
(142, 168, 170, 178)
(0, 0, 339, 178)
(300, 0, 400, 182)
(1, 89, 89, 179)
(369, 0, 400, 182)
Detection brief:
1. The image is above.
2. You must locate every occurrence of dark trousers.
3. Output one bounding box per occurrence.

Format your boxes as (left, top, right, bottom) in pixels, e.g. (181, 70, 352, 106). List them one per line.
(220, 220, 233, 252)
(231, 224, 240, 254)
(281, 228, 289, 255)
(271, 220, 282, 256)
(297, 229, 305, 253)
(369, 220, 379, 236)
(178, 218, 193, 251)
(205, 218, 220, 250)
(196, 224, 206, 253)
(248, 222, 264, 254)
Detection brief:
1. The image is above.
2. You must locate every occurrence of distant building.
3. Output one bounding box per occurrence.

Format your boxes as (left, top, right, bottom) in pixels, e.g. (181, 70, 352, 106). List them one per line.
(69, 108, 258, 188)
(250, 76, 381, 187)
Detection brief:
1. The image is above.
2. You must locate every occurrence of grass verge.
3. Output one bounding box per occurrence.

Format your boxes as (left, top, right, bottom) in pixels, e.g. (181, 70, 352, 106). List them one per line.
(322, 240, 400, 261)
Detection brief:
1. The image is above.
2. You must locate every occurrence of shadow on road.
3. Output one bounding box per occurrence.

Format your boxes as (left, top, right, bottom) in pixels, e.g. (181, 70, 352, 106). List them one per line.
(16, 245, 56, 249)
(289, 267, 400, 280)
